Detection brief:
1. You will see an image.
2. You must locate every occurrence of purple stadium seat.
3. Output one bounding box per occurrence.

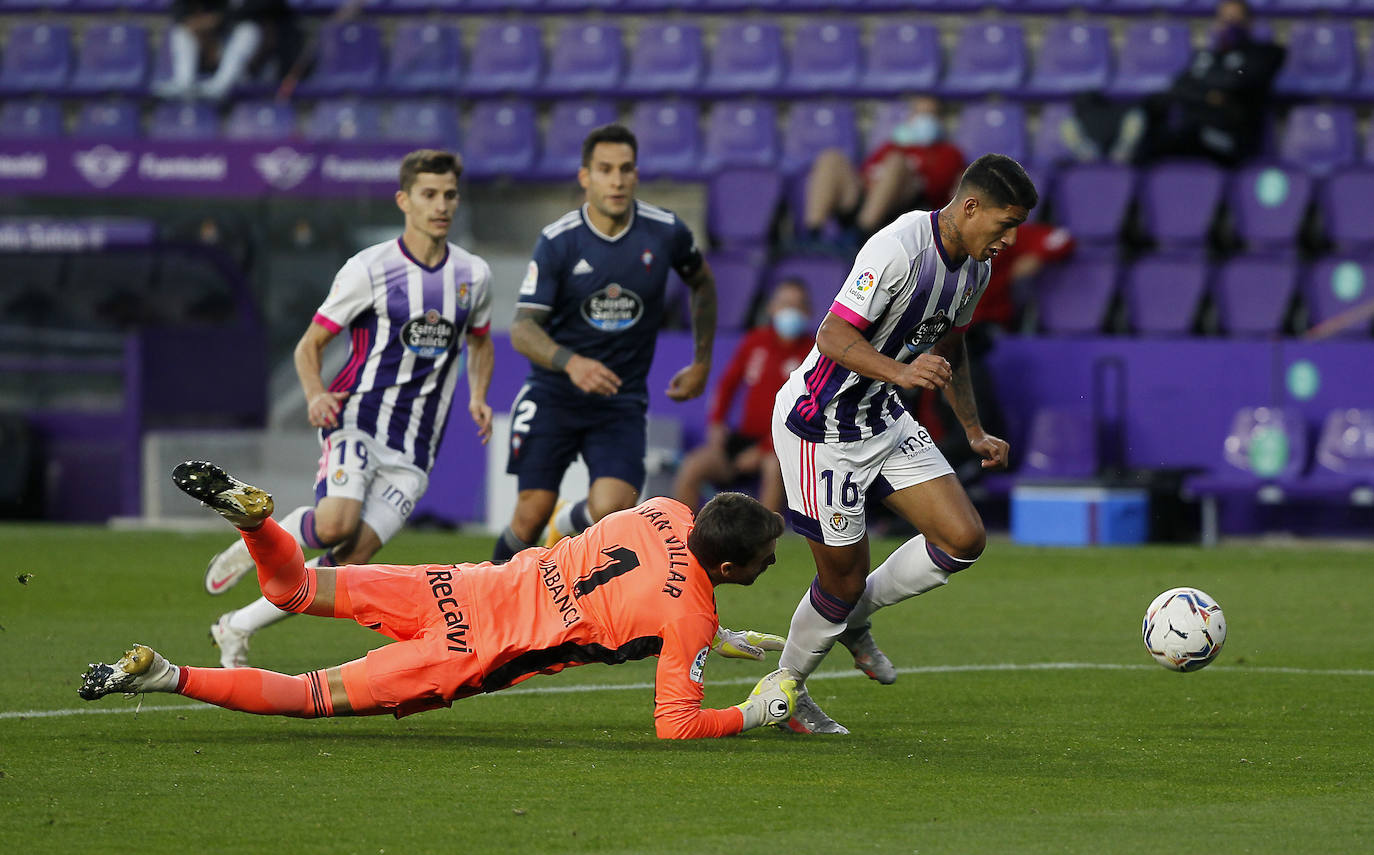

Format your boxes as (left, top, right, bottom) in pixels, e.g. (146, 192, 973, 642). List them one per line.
(69, 23, 148, 94)
(463, 0, 541, 9)
(71, 100, 140, 139)
(1185, 406, 1309, 503)
(305, 100, 384, 142)
(385, 22, 461, 94)
(1279, 105, 1357, 176)
(1274, 22, 1357, 97)
(700, 0, 780, 8)
(0, 100, 63, 138)
(682, 250, 764, 332)
(462, 101, 538, 180)
(954, 102, 1028, 162)
(622, 23, 703, 96)
(707, 167, 783, 249)
(1303, 257, 1374, 337)
(858, 22, 940, 95)
(784, 21, 861, 94)
(1226, 164, 1312, 250)
(702, 101, 779, 172)
(533, 99, 619, 180)
(1034, 257, 1118, 335)
(780, 101, 859, 177)
(1138, 160, 1225, 249)
(1020, 407, 1097, 479)
(865, 100, 911, 155)
(702, 23, 784, 95)
(942, 22, 1026, 97)
(1304, 408, 1374, 489)
(1356, 39, 1374, 100)
(1121, 253, 1210, 336)
(385, 100, 461, 149)
(148, 102, 219, 140)
(632, 100, 702, 180)
(462, 23, 542, 95)
(1031, 102, 1078, 167)
(542, 0, 621, 9)
(225, 101, 297, 141)
(1212, 254, 1298, 337)
(296, 22, 383, 96)
(1025, 22, 1111, 97)
(543, 23, 624, 96)
(766, 254, 850, 322)
(1051, 164, 1135, 247)
(0, 23, 72, 94)
(1318, 166, 1374, 252)
(1107, 22, 1192, 98)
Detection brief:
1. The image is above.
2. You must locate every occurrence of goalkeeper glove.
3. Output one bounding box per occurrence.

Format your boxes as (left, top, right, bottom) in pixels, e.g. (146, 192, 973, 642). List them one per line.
(712, 626, 785, 661)
(734, 667, 798, 731)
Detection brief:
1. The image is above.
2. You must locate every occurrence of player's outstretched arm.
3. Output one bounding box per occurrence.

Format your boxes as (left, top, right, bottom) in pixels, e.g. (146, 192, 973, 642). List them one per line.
(931, 330, 1009, 469)
(295, 322, 348, 429)
(816, 312, 952, 391)
(712, 626, 785, 661)
(510, 306, 621, 396)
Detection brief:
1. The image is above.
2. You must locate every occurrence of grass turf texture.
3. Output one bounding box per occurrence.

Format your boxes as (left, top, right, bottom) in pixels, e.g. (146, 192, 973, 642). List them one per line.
(1, 525, 1371, 854)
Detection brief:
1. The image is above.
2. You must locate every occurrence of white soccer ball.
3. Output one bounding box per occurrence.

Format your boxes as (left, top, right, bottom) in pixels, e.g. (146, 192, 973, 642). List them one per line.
(1141, 587, 1227, 672)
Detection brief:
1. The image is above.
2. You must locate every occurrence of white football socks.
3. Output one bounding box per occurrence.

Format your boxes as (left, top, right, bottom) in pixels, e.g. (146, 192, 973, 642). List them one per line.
(225, 554, 324, 634)
(846, 534, 977, 631)
(778, 578, 856, 684)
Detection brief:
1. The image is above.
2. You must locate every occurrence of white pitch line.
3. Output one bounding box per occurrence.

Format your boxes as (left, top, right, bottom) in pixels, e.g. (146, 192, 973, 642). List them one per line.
(5, 661, 1372, 721)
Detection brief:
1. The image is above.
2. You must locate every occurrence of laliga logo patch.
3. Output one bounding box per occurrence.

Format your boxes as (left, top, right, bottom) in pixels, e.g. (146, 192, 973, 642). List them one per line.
(519, 260, 538, 296)
(830, 513, 848, 532)
(331, 467, 349, 486)
(73, 145, 133, 189)
(253, 147, 315, 190)
(581, 282, 644, 332)
(849, 268, 877, 296)
(690, 646, 709, 683)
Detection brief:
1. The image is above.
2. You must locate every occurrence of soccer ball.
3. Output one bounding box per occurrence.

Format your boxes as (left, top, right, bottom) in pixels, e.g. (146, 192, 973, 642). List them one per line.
(1141, 587, 1227, 672)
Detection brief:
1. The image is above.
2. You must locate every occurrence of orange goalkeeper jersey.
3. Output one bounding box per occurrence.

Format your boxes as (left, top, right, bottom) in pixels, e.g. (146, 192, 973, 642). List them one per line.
(456, 496, 745, 739)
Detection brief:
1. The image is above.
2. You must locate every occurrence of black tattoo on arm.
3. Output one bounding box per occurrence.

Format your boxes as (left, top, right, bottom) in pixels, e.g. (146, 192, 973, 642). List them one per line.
(511, 306, 574, 372)
(684, 264, 717, 365)
(942, 339, 982, 434)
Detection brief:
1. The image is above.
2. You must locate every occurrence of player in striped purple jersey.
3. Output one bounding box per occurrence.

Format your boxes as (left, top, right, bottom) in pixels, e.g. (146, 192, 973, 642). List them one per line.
(199, 150, 496, 668)
(770, 154, 1037, 733)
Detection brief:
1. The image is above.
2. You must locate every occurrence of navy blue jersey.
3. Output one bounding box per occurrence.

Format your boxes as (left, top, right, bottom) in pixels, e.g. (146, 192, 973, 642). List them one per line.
(515, 200, 703, 403)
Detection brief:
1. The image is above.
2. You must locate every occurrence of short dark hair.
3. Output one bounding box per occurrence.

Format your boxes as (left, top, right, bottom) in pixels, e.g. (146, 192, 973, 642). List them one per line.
(688, 492, 784, 570)
(956, 153, 1038, 211)
(399, 149, 461, 193)
(581, 124, 638, 168)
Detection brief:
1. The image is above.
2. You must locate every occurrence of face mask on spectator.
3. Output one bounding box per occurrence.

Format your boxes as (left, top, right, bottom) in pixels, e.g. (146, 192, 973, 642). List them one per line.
(772, 307, 808, 340)
(892, 114, 942, 147)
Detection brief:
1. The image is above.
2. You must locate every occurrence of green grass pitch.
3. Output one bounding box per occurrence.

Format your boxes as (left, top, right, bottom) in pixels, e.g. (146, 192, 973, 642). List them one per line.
(1, 523, 1371, 854)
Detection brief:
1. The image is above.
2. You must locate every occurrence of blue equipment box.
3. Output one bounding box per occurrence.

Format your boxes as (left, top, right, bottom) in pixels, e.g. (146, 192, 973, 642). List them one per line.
(1010, 486, 1149, 546)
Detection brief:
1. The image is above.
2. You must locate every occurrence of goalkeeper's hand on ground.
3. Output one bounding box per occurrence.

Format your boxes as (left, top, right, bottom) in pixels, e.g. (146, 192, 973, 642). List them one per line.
(734, 667, 798, 731)
(712, 626, 785, 661)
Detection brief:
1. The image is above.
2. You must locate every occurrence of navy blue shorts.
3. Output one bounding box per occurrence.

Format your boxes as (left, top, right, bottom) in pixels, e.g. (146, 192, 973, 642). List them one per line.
(505, 385, 647, 493)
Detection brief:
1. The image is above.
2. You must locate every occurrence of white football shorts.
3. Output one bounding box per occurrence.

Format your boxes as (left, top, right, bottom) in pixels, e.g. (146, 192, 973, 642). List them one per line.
(314, 429, 428, 545)
(771, 397, 954, 546)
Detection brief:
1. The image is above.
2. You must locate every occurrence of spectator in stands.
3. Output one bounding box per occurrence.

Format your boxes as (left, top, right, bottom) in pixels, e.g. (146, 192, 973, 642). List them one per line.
(154, 0, 299, 101)
(801, 96, 965, 248)
(1061, 0, 1285, 166)
(900, 221, 1076, 483)
(674, 278, 815, 513)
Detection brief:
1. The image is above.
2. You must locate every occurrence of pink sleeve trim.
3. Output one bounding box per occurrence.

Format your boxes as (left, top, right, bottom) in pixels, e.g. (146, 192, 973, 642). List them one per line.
(313, 313, 342, 334)
(829, 301, 871, 331)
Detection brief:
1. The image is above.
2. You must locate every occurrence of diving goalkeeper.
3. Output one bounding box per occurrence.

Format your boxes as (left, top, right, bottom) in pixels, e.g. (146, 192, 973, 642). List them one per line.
(79, 462, 797, 739)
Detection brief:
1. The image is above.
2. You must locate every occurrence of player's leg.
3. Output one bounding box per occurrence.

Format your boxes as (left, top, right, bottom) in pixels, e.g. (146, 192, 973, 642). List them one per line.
(672, 440, 737, 510)
(546, 402, 647, 546)
(494, 386, 580, 561)
(757, 450, 786, 514)
(803, 148, 863, 233)
(856, 150, 922, 235)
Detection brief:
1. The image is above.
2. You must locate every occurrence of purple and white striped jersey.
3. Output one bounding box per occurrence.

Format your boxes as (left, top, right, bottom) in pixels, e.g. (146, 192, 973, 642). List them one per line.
(779, 209, 992, 444)
(312, 237, 493, 472)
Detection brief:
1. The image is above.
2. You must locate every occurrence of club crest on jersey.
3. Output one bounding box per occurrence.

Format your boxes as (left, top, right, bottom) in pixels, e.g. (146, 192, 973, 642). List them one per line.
(904, 310, 952, 354)
(690, 646, 709, 683)
(641, 249, 654, 270)
(400, 310, 457, 358)
(456, 281, 470, 308)
(849, 268, 878, 298)
(582, 283, 644, 332)
(830, 513, 848, 532)
(331, 467, 349, 486)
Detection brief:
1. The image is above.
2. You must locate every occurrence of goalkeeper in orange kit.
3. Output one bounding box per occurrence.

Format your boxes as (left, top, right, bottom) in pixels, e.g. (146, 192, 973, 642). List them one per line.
(79, 462, 797, 739)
